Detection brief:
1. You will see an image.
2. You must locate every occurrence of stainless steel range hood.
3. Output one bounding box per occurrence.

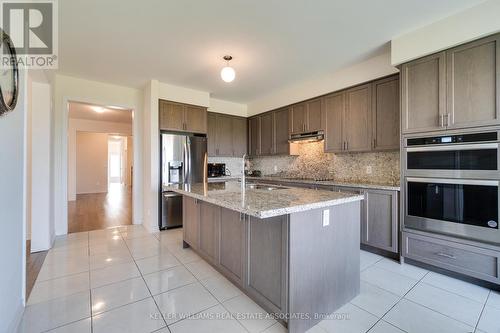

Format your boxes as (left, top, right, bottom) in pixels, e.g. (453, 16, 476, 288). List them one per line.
(288, 130, 324, 143)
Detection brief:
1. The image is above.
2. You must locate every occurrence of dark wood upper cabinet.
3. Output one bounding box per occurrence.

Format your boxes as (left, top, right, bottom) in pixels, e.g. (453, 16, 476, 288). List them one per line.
(274, 108, 291, 155)
(216, 114, 233, 156)
(402, 32, 500, 134)
(207, 112, 247, 157)
(291, 103, 307, 134)
(446, 34, 500, 129)
(344, 84, 372, 152)
(323, 92, 344, 153)
(401, 52, 446, 134)
(159, 100, 185, 131)
(260, 113, 274, 155)
(185, 105, 207, 133)
(372, 76, 400, 151)
(159, 100, 207, 134)
(232, 117, 248, 157)
(249, 116, 260, 156)
(307, 98, 323, 132)
(248, 109, 291, 157)
(291, 100, 323, 134)
(207, 113, 217, 156)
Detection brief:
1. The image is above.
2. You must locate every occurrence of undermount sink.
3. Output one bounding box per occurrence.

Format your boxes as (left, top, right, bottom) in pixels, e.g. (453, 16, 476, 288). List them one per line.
(246, 184, 288, 191)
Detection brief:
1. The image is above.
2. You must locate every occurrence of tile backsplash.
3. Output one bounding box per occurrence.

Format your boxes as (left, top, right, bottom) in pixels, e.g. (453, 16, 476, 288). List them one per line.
(249, 141, 400, 185)
(208, 156, 244, 177)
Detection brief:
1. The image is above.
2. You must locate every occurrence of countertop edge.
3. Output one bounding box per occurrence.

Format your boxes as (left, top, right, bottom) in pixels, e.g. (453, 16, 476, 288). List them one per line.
(166, 186, 364, 219)
(247, 176, 401, 191)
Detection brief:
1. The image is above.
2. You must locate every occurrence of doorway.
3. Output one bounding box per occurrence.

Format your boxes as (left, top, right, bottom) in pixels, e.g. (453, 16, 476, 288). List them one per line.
(67, 102, 134, 233)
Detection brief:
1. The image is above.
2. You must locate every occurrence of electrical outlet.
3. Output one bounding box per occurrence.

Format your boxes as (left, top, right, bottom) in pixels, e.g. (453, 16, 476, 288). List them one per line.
(322, 209, 330, 227)
(273, 165, 278, 172)
(366, 166, 372, 174)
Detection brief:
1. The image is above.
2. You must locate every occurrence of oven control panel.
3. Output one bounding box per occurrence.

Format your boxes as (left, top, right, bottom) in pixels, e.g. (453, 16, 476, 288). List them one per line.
(407, 132, 497, 146)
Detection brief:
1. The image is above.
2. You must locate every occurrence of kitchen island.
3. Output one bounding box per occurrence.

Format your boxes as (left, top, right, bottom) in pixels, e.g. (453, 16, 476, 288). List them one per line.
(165, 181, 364, 333)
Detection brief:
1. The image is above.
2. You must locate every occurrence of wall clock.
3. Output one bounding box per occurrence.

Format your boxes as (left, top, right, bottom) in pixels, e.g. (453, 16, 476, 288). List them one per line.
(0, 28, 19, 116)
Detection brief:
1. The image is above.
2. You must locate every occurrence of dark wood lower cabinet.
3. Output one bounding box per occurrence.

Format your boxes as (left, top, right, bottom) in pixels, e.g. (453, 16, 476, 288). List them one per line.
(245, 215, 288, 314)
(198, 202, 219, 263)
(219, 209, 245, 286)
(183, 196, 199, 248)
(182, 196, 362, 333)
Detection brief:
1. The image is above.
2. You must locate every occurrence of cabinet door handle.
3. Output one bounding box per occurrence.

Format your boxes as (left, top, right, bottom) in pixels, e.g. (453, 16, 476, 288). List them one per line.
(373, 138, 376, 148)
(346, 141, 349, 150)
(439, 115, 444, 128)
(446, 113, 451, 127)
(435, 252, 456, 260)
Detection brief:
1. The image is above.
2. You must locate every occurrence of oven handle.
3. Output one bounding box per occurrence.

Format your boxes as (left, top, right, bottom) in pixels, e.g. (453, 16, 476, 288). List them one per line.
(406, 177, 499, 186)
(406, 143, 499, 152)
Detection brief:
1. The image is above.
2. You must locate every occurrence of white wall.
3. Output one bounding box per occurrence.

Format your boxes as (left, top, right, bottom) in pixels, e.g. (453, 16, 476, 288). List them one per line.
(68, 118, 132, 201)
(158, 81, 210, 107)
(52, 74, 143, 235)
(30, 81, 53, 252)
(208, 98, 248, 117)
(247, 51, 398, 115)
(0, 70, 27, 332)
(391, 0, 500, 65)
(76, 132, 109, 194)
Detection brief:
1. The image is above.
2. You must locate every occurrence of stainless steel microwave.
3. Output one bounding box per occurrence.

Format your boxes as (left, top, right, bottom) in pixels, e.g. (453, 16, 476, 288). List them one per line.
(404, 132, 499, 180)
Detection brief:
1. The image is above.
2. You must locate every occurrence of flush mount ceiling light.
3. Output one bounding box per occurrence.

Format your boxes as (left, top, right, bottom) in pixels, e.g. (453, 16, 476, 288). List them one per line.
(220, 55, 235, 83)
(92, 106, 105, 113)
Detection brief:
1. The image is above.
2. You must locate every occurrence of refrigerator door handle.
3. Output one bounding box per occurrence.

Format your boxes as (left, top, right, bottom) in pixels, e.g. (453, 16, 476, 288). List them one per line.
(184, 136, 192, 184)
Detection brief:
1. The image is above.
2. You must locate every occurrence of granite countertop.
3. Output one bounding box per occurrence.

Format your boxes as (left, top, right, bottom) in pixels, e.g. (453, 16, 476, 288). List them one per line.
(207, 175, 241, 182)
(164, 181, 364, 219)
(247, 176, 401, 191)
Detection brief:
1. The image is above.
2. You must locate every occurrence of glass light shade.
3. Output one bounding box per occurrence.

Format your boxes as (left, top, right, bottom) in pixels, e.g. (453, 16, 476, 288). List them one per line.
(220, 66, 236, 82)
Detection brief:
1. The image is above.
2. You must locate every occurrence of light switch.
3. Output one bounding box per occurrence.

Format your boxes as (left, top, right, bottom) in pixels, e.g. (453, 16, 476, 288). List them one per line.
(322, 209, 330, 227)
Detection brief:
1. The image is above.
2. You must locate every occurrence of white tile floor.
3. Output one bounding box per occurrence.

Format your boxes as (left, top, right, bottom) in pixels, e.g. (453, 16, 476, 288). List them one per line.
(19, 225, 500, 333)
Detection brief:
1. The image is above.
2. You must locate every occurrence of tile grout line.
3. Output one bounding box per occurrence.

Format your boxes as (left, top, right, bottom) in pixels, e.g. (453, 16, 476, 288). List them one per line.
(473, 290, 490, 333)
(364, 268, 431, 333)
(120, 228, 170, 332)
(158, 231, 253, 332)
(178, 255, 253, 333)
(88, 231, 94, 333)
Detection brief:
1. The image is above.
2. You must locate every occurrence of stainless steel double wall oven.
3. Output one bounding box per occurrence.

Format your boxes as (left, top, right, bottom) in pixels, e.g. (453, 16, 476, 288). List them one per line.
(403, 130, 500, 245)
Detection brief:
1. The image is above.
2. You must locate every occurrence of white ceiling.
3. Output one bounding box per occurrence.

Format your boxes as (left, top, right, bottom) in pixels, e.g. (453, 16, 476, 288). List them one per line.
(58, 0, 485, 103)
(68, 102, 132, 123)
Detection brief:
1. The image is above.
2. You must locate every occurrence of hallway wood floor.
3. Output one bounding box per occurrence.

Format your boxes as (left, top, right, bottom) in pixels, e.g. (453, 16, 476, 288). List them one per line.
(68, 184, 132, 233)
(26, 240, 48, 300)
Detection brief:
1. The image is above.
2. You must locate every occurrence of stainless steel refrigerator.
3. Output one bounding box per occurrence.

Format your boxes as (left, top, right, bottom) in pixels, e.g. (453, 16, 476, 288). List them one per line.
(160, 133, 207, 229)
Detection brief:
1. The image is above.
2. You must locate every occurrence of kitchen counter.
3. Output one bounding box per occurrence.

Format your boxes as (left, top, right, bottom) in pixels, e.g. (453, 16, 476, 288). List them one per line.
(177, 180, 362, 332)
(247, 176, 401, 191)
(207, 175, 241, 182)
(164, 181, 364, 218)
